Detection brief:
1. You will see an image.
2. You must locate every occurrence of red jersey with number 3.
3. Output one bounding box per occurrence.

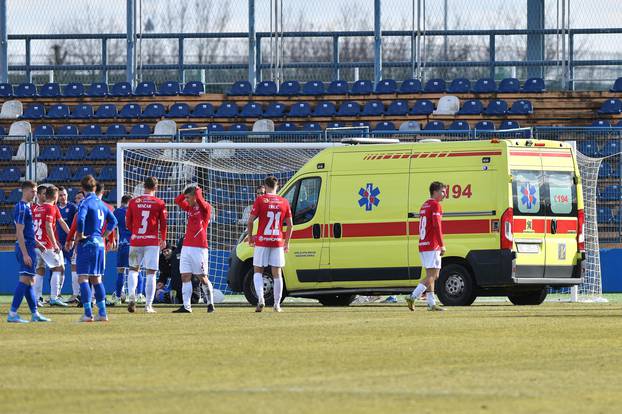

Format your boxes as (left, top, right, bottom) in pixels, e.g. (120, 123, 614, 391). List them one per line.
(126, 195, 168, 247)
(251, 194, 292, 248)
(418, 198, 444, 252)
(33, 203, 61, 249)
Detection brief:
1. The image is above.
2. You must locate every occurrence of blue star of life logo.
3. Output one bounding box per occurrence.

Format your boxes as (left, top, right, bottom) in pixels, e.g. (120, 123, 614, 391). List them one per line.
(358, 183, 380, 211)
(520, 183, 538, 209)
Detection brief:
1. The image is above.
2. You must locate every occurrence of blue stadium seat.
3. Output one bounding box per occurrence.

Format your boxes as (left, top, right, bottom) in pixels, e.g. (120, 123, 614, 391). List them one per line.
(0, 190, 5, 203)
(134, 81, 156, 97)
(264, 102, 286, 118)
(302, 81, 325, 96)
(126, 166, 145, 181)
(577, 140, 598, 157)
(352, 121, 371, 129)
(337, 101, 361, 117)
(110, 82, 132, 97)
(86, 82, 108, 97)
(38, 145, 62, 161)
(0, 167, 21, 182)
(129, 124, 152, 137)
(327, 122, 346, 129)
(499, 120, 520, 130)
(599, 163, 614, 179)
(7, 188, 23, 203)
(424, 120, 445, 131)
(374, 121, 396, 131)
(410, 99, 434, 115)
(0, 83, 13, 98)
(39, 82, 61, 98)
(600, 140, 621, 157)
(351, 80, 373, 95)
(215, 102, 239, 118)
(484, 99, 508, 115)
(289, 102, 312, 117)
(88, 145, 113, 161)
(597, 99, 622, 115)
(181, 81, 204, 96)
(142, 103, 166, 118)
(399, 79, 422, 94)
(597, 206, 613, 223)
(65, 145, 87, 161)
(276, 122, 299, 132)
(449, 120, 470, 130)
(166, 103, 191, 118)
(97, 166, 116, 181)
(206, 123, 225, 133)
(0, 126, 4, 136)
(179, 123, 203, 138)
(475, 120, 495, 130)
(302, 122, 322, 131)
(386, 100, 409, 116)
(94, 104, 117, 118)
(361, 101, 385, 116)
(240, 102, 263, 118)
(522, 77, 545, 92)
(228, 80, 252, 96)
(255, 81, 277, 96)
(62, 82, 84, 97)
(0, 210, 12, 225)
(278, 80, 301, 96)
(70, 104, 93, 119)
(191, 103, 215, 118)
(424, 78, 446, 93)
(158, 81, 180, 96)
(508, 99, 533, 115)
(45, 104, 70, 119)
(327, 80, 349, 95)
(472, 78, 496, 93)
(601, 185, 621, 201)
(375, 79, 397, 94)
(592, 120, 611, 128)
(313, 101, 337, 117)
(0, 145, 13, 161)
(118, 103, 142, 119)
(457, 99, 483, 115)
(56, 125, 79, 138)
(72, 166, 96, 181)
(447, 78, 470, 93)
(33, 124, 54, 138)
(106, 124, 128, 137)
(22, 103, 45, 119)
(80, 124, 103, 138)
(610, 78, 622, 93)
(14, 83, 36, 98)
(229, 123, 249, 132)
(498, 78, 520, 93)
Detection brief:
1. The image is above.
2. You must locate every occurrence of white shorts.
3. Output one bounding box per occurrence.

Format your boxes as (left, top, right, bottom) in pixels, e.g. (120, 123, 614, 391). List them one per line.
(253, 246, 285, 268)
(129, 245, 160, 271)
(420, 250, 442, 269)
(180, 246, 209, 275)
(37, 249, 64, 269)
(71, 249, 77, 266)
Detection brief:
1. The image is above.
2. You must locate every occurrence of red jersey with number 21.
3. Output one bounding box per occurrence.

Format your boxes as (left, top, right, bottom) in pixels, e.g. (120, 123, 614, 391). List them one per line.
(418, 198, 444, 252)
(33, 203, 61, 250)
(251, 194, 292, 248)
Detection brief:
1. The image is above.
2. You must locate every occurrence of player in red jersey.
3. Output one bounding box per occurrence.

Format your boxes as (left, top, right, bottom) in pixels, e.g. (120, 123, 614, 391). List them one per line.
(246, 176, 293, 313)
(125, 177, 167, 314)
(406, 181, 446, 312)
(173, 184, 214, 313)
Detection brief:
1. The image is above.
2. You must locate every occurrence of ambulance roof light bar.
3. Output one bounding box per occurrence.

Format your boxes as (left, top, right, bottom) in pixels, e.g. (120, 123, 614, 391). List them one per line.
(341, 138, 401, 145)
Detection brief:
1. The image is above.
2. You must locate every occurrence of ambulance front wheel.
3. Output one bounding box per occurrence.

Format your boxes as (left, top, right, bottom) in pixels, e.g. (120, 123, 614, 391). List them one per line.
(436, 263, 476, 306)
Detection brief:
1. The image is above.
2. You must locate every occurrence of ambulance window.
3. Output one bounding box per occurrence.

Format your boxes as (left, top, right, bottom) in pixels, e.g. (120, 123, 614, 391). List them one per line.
(293, 177, 321, 225)
(512, 170, 543, 216)
(546, 172, 576, 216)
(283, 183, 297, 207)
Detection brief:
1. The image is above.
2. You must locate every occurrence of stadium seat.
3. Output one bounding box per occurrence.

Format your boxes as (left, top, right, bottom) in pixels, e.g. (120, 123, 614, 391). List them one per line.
(166, 103, 191, 118)
(106, 124, 128, 137)
(610, 78, 622, 93)
(207, 123, 225, 133)
(327, 122, 346, 129)
(522, 77, 545, 92)
(0, 145, 13, 161)
(0, 167, 21, 182)
(599, 163, 614, 179)
(0, 190, 5, 203)
(0, 210, 12, 225)
(484, 99, 508, 115)
(255, 81, 277, 96)
(21, 103, 45, 119)
(449, 120, 470, 130)
(153, 120, 176, 136)
(229, 123, 249, 132)
(475, 120, 495, 130)
(33, 124, 54, 138)
(424, 120, 445, 131)
(94, 104, 117, 118)
(7, 188, 22, 203)
(278, 80, 301, 96)
(8, 120, 31, 138)
(142, 103, 166, 118)
(39, 82, 61, 98)
(13, 142, 38, 161)
(499, 120, 520, 130)
(508, 99, 533, 115)
(410, 99, 434, 115)
(129, 124, 152, 137)
(191, 103, 215, 118)
(0, 83, 13, 98)
(56, 124, 79, 138)
(327, 80, 349, 95)
(97, 166, 116, 181)
(65, 145, 87, 161)
(375, 79, 397, 94)
(498, 78, 520, 93)
(72, 166, 96, 181)
(38, 145, 62, 161)
(600, 140, 621, 157)
(399, 120, 421, 132)
(601, 185, 621, 201)
(14, 82, 36, 98)
(0, 126, 4, 136)
(215, 102, 239, 118)
(597, 206, 613, 223)
(0, 99, 22, 119)
(597, 99, 622, 115)
(288, 102, 311, 118)
(45, 104, 70, 119)
(302, 81, 325, 96)
(181, 81, 204, 96)
(352, 121, 371, 129)
(374, 121, 396, 131)
(70, 104, 93, 119)
(240, 102, 263, 118)
(312, 101, 337, 117)
(434, 95, 460, 115)
(62, 82, 84, 97)
(158, 81, 180, 96)
(179, 123, 202, 138)
(88, 145, 113, 161)
(336, 101, 361, 117)
(86, 82, 108, 97)
(228, 80, 253, 96)
(424, 78, 446, 93)
(119, 103, 142, 119)
(386, 100, 409, 116)
(80, 124, 103, 138)
(134, 81, 156, 97)
(351, 80, 373, 95)
(276, 122, 299, 132)
(399, 78, 422, 94)
(264, 102, 286, 118)
(577, 140, 598, 157)
(252, 119, 274, 132)
(361, 101, 385, 116)
(447, 78, 470, 93)
(126, 166, 145, 181)
(457, 99, 484, 115)
(592, 120, 611, 128)
(302, 122, 322, 132)
(472, 78, 496, 93)
(110, 82, 132, 97)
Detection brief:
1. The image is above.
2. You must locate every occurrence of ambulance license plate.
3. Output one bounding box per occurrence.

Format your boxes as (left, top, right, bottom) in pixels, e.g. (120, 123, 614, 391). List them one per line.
(517, 243, 540, 254)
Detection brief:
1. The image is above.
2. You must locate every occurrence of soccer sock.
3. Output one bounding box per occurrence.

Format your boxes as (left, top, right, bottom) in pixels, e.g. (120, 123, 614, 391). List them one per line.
(80, 282, 93, 318)
(145, 273, 156, 307)
(426, 291, 437, 307)
(25, 284, 38, 315)
(71, 271, 79, 296)
(10, 281, 27, 313)
(137, 273, 145, 296)
(273, 277, 283, 307)
(201, 279, 214, 306)
(253, 273, 265, 304)
(182, 281, 192, 310)
(115, 272, 125, 297)
(411, 283, 427, 299)
(93, 283, 107, 317)
(59, 272, 65, 295)
(50, 271, 61, 299)
(34, 274, 44, 300)
(128, 270, 138, 300)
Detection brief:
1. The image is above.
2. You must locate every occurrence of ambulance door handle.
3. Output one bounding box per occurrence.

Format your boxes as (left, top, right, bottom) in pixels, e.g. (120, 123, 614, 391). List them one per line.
(408, 212, 417, 219)
(333, 223, 342, 239)
(551, 219, 557, 235)
(312, 223, 321, 239)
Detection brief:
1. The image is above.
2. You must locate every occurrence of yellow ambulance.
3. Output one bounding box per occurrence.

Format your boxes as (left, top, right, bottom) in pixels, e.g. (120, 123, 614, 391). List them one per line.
(228, 138, 585, 306)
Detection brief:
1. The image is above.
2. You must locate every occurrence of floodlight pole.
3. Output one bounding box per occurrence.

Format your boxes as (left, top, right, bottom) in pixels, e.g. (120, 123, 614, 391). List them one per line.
(373, 0, 382, 84)
(126, 0, 136, 87)
(248, 0, 257, 88)
(0, 0, 8, 83)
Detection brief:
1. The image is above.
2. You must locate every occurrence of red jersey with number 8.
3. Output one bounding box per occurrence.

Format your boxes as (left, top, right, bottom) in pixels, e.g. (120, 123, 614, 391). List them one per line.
(418, 198, 444, 252)
(251, 194, 292, 248)
(126, 195, 168, 247)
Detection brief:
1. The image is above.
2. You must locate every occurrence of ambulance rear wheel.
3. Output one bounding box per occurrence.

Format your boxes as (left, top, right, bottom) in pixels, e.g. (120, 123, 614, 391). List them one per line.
(243, 268, 280, 307)
(317, 294, 356, 307)
(508, 289, 547, 305)
(436, 263, 476, 306)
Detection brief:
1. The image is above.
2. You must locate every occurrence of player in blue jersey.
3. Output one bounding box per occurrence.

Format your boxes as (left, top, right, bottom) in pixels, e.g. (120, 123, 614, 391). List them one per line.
(108, 194, 132, 306)
(7, 181, 51, 323)
(75, 175, 118, 322)
(57, 186, 79, 303)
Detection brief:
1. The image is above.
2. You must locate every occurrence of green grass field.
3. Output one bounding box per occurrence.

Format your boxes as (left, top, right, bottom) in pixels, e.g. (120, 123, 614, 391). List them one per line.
(1, 296, 622, 414)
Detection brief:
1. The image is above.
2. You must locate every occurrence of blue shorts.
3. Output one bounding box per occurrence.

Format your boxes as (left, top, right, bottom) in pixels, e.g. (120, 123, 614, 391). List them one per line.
(76, 239, 106, 276)
(116, 244, 130, 268)
(16, 243, 36, 276)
